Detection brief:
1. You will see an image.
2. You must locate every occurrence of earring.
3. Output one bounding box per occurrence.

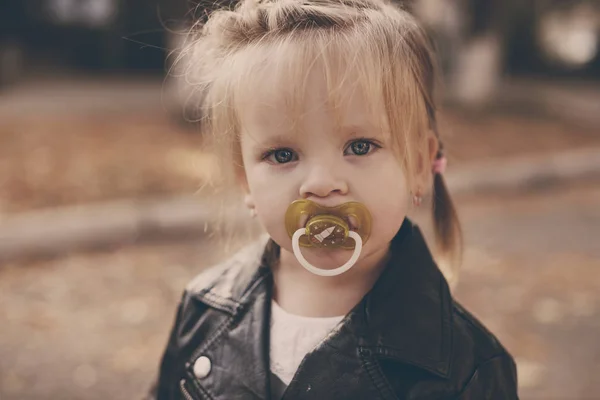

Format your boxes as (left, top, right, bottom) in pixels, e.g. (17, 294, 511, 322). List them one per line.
(249, 208, 257, 218)
(412, 194, 423, 207)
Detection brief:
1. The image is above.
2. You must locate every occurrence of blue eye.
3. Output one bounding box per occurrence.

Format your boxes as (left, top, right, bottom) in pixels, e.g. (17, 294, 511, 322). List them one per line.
(344, 139, 380, 156)
(351, 141, 370, 155)
(264, 148, 297, 164)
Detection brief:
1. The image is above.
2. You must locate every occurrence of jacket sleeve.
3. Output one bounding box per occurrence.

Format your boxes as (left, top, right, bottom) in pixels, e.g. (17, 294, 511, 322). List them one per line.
(456, 352, 519, 400)
(145, 293, 187, 400)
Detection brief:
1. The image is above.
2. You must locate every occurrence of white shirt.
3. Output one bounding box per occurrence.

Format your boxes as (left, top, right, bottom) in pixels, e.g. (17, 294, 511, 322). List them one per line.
(269, 300, 345, 385)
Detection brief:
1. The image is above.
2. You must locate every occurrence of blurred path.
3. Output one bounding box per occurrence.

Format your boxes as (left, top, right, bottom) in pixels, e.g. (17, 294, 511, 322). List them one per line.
(0, 182, 598, 399)
(0, 75, 165, 116)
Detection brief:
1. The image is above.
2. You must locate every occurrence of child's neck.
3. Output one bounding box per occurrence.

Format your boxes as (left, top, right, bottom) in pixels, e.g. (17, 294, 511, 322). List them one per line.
(272, 244, 391, 318)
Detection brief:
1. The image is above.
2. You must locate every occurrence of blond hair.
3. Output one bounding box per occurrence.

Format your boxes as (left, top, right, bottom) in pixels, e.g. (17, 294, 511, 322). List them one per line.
(179, 0, 462, 269)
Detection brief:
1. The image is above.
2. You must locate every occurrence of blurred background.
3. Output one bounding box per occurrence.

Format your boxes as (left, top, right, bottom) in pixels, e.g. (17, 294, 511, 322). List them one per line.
(0, 0, 599, 399)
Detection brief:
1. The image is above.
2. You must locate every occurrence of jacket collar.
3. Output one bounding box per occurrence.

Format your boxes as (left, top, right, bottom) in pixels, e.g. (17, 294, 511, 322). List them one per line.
(190, 219, 453, 378)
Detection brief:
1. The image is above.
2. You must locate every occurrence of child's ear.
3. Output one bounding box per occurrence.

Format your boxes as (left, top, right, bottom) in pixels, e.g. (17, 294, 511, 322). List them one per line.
(427, 132, 439, 165)
(243, 193, 256, 212)
(414, 130, 438, 190)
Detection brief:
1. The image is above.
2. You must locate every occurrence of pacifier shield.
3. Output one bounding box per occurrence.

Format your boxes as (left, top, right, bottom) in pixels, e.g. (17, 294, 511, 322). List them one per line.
(284, 200, 372, 249)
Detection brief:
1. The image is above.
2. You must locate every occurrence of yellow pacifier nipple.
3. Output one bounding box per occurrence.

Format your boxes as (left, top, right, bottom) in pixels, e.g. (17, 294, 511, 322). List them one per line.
(284, 200, 372, 277)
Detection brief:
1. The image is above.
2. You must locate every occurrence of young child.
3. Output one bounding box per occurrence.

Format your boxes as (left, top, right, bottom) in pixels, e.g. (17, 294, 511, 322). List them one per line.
(151, 0, 518, 398)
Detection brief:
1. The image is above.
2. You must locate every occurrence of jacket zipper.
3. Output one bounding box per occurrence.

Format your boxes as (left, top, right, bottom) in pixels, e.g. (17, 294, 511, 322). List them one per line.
(180, 379, 195, 400)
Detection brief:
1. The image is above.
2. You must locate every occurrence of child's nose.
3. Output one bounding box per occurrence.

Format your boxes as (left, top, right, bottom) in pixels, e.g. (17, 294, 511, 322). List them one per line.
(299, 165, 349, 199)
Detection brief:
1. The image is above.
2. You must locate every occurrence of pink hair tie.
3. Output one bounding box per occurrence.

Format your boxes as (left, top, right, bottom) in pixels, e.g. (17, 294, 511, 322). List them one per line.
(432, 156, 447, 174)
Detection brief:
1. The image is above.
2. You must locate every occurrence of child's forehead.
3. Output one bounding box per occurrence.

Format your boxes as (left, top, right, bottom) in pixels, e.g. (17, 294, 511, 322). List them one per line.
(236, 63, 388, 137)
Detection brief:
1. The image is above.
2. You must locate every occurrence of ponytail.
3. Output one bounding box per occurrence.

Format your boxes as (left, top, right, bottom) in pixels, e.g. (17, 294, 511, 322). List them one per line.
(431, 149, 462, 272)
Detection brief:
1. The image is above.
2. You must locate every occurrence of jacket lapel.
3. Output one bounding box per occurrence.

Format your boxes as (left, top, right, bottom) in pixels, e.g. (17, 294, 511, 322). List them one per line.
(357, 220, 453, 378)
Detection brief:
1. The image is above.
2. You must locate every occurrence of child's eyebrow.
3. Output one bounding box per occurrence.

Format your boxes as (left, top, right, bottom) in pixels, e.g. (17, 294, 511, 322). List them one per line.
(338, 123, 388, 140)
(249, 131, 298, 149)
(339, 125, 370, 137)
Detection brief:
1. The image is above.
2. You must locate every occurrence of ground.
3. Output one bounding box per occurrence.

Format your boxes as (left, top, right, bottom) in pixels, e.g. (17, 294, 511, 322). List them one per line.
(454, 183, 600, 398)
(1, 78, 599, 399)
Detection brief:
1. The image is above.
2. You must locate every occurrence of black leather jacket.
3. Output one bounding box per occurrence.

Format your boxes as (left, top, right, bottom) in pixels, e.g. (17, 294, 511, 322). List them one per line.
(150, 220, 518, 399)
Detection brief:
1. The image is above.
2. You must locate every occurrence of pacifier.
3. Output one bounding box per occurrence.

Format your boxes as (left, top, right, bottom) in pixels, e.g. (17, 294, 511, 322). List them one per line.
(284, 200, 372, 277)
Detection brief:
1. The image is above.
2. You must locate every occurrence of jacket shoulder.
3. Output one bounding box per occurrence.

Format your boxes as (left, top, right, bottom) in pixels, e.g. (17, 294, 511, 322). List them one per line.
(449, 301, 518, 397)
(184, 235, 271, 311)
(451, 301, 511, 361)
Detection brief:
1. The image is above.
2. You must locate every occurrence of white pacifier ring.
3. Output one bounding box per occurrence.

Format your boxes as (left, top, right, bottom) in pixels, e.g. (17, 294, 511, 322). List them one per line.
(292, 228, 363, 277)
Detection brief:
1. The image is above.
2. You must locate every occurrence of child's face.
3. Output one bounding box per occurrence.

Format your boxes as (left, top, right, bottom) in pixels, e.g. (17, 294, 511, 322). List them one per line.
(239, 69, 412, 270)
